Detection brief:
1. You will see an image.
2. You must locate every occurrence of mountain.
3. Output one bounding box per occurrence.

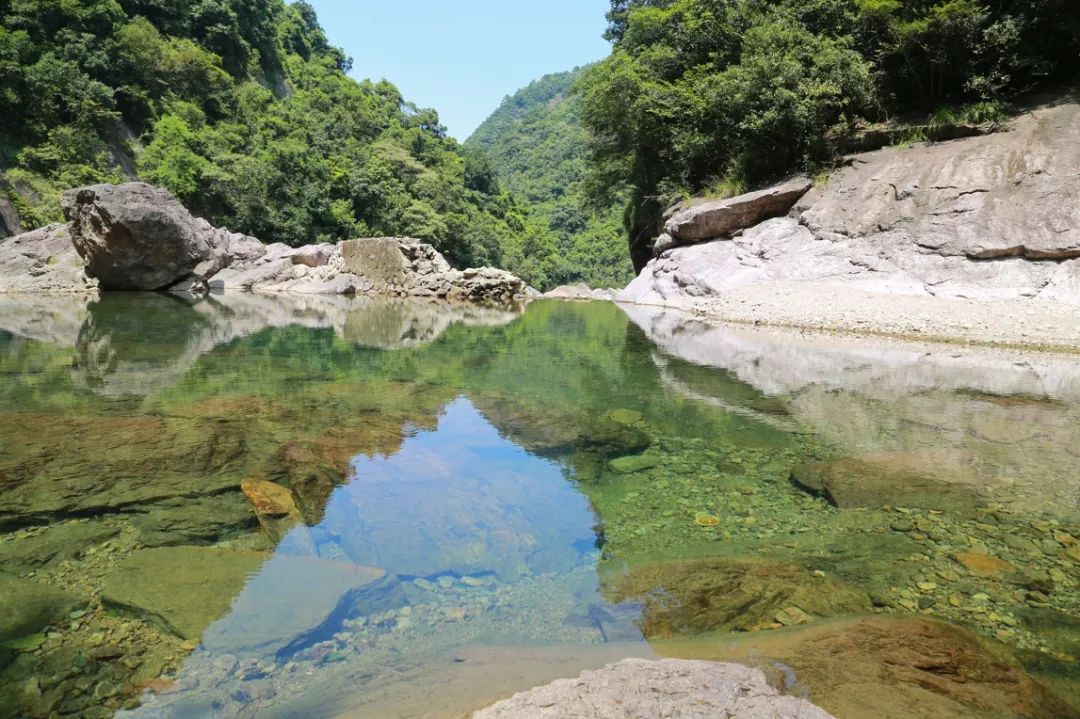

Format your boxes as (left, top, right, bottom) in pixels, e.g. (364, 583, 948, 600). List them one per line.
(467, 67, 633, 289)
(0, 0, 527, 269)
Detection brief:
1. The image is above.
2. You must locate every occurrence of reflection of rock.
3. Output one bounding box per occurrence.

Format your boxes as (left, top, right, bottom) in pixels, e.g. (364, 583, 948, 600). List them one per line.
(201, 555, 395, 658)
(102, 547, 268, 640)
(622, 304, 1080, 518)
(473, 658, 835, 719)
(59, 293, 522, 398)
(0, 574, 83, 644)
(791, 450, 988, 510)
(604, 558, 871, 637)
(656, 617, 1079, 719)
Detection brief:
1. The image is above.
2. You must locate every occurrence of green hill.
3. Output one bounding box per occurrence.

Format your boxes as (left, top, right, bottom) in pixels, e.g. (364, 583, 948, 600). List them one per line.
(0, 0, 528, 269)
(467, 67, 633, 289)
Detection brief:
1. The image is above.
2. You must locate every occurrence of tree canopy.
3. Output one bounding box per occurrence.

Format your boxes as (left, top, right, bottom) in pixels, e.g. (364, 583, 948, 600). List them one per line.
(467, 67, 634, 290)
(581, 0, 1080, 268)
(0, 0, 529, 268)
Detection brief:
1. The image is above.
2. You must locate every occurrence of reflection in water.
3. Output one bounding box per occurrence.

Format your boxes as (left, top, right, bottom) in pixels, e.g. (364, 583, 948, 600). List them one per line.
(123, 399, 644, 719)
(0, 297, 1077, 719)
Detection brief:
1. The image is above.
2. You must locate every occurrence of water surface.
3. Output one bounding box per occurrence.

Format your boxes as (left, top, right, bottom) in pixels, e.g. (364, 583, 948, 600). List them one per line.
(0, 293, 1078, 718)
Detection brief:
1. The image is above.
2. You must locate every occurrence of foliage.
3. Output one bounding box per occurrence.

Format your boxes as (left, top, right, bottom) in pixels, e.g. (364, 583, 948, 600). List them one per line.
(582, 0, 1080, 268)
(466, 68, 634, 289)
(0, 0, 529, 268)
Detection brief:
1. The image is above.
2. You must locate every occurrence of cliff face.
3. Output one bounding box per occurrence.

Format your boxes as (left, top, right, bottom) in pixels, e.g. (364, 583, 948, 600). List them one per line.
(621, 98, 1080, 308)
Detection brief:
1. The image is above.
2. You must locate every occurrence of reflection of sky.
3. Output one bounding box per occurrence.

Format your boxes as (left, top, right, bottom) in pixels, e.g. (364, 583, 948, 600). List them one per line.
(201, 397, 604, 657)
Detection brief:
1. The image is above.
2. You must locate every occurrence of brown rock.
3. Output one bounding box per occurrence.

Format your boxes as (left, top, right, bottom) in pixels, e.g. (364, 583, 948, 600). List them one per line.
(953, 549, 1015, 577)
(603, 558, 871, 637)
(656, 616, 1079, 719)
(241, 479, 297, 518)
(790, 450, 986, 510)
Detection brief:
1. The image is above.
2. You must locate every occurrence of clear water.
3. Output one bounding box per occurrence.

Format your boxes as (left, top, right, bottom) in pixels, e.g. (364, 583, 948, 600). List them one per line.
(0, 293, 1078, 719)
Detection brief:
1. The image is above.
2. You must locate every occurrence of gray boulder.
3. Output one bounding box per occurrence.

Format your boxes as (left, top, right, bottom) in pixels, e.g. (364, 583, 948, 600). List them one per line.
(473, 658, 835, 719)
(544, 284, 618, 301)
(0, 224, 98, 293)
(664, 176, 812, 243)
(61, 183, 212, 290)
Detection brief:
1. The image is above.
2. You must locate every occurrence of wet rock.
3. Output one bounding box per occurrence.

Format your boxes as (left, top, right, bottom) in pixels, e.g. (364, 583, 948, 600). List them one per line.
(953, 549, 1015, 577)
(241, 478, 301, 542)
(0, 522, 119, 573)
(659, 617, 1078, 719)
(664, 176, 812, 243)
(102, 547, 268, 640)
(473, 658, 835, 719)
(0, 573, 82, 644)
(604, 558, 871, 637)
(790, 450, 986, 510)
(609, 455, 660, 474)
(61, 183, 213, 291)
(130, 494, 256, 548)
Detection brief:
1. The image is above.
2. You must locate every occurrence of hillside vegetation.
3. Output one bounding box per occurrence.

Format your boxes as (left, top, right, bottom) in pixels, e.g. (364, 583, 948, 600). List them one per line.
(0, 0, 530, 268)
(467, 68, 633, 289)
(580, 0, 1080, 268)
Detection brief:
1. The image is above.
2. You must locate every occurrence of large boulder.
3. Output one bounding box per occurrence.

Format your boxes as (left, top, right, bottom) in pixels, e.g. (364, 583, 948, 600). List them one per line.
(0, 224, 98, 293)
(664, 176, 812, 243)
(473, 658, 835, 719)
(61, 183, 212, 290)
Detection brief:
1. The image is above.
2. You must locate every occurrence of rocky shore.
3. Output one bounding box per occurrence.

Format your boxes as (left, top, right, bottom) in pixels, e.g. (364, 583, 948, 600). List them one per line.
(618, 98, 1080, 350)
(0, 182, 528, 303)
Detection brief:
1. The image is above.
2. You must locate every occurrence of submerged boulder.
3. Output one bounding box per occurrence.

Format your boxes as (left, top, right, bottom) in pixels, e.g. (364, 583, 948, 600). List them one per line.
(604, 557, 872, 637)
(61, 183, 212, 290)
(473, 658, 835, 719)
(0, 574, 83, 644)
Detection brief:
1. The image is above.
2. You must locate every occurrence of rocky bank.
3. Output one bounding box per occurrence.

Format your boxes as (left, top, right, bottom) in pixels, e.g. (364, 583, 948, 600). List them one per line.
(0, 182, 527, 302)
(619, 97, 1080, 349)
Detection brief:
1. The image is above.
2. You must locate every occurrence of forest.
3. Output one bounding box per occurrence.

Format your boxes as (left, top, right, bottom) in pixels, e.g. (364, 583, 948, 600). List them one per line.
(2, 0, 1079, 283)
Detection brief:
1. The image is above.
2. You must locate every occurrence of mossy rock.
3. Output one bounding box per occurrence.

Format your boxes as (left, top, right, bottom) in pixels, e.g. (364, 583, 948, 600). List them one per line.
(610, 454, 660, 474)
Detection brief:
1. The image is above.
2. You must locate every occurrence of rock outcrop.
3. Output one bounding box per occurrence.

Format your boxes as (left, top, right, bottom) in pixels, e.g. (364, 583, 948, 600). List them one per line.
(0, 182, 526, 301)
(543, 283, 619, 301)
(472, 658, 835, 719)
(0, 224, 98, 293)
(621, 99, 1080, 308)
(664, 176, 812, 245)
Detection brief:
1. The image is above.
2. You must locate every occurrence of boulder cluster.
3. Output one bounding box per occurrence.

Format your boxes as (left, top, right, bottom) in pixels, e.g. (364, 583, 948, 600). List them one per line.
(1, 182, 527, 303)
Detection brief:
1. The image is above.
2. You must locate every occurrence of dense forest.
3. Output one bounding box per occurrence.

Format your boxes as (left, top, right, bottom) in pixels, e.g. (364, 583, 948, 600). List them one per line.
(3, 0, 1079, 283)
(580, 0, 1080, 269)
(466, 68, 633, 290)
(0, 0, 534, 269)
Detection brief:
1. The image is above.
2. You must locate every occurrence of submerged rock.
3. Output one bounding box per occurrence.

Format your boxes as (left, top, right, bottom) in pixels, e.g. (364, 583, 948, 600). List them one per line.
(101, 547, 268, 640)
(657, 617, 1080, 719)
(0, 522, 119, 573)
(473, 658, 835, 718)
(605, 558, 871, 637)
(790, 450, 988, 510)
(0, 573, 82, 644)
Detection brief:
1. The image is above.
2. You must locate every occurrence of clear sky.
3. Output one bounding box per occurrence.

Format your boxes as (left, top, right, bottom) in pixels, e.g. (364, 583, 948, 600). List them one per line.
(303, 0, 613, 141)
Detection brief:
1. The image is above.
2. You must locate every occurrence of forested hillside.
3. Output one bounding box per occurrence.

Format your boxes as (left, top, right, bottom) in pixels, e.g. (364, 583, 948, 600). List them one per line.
(580, 0, 1080, 269)
(466, 68, 633, 289)
(0, 0, 529, 268)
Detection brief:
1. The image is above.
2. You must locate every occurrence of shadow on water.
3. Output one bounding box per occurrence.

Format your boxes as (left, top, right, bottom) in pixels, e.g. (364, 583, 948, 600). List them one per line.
(0, 295, 1078, 718)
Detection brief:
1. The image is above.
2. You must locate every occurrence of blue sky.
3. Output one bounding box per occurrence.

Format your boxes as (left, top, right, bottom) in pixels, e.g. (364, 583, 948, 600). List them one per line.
(304, 1, 613, 141)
